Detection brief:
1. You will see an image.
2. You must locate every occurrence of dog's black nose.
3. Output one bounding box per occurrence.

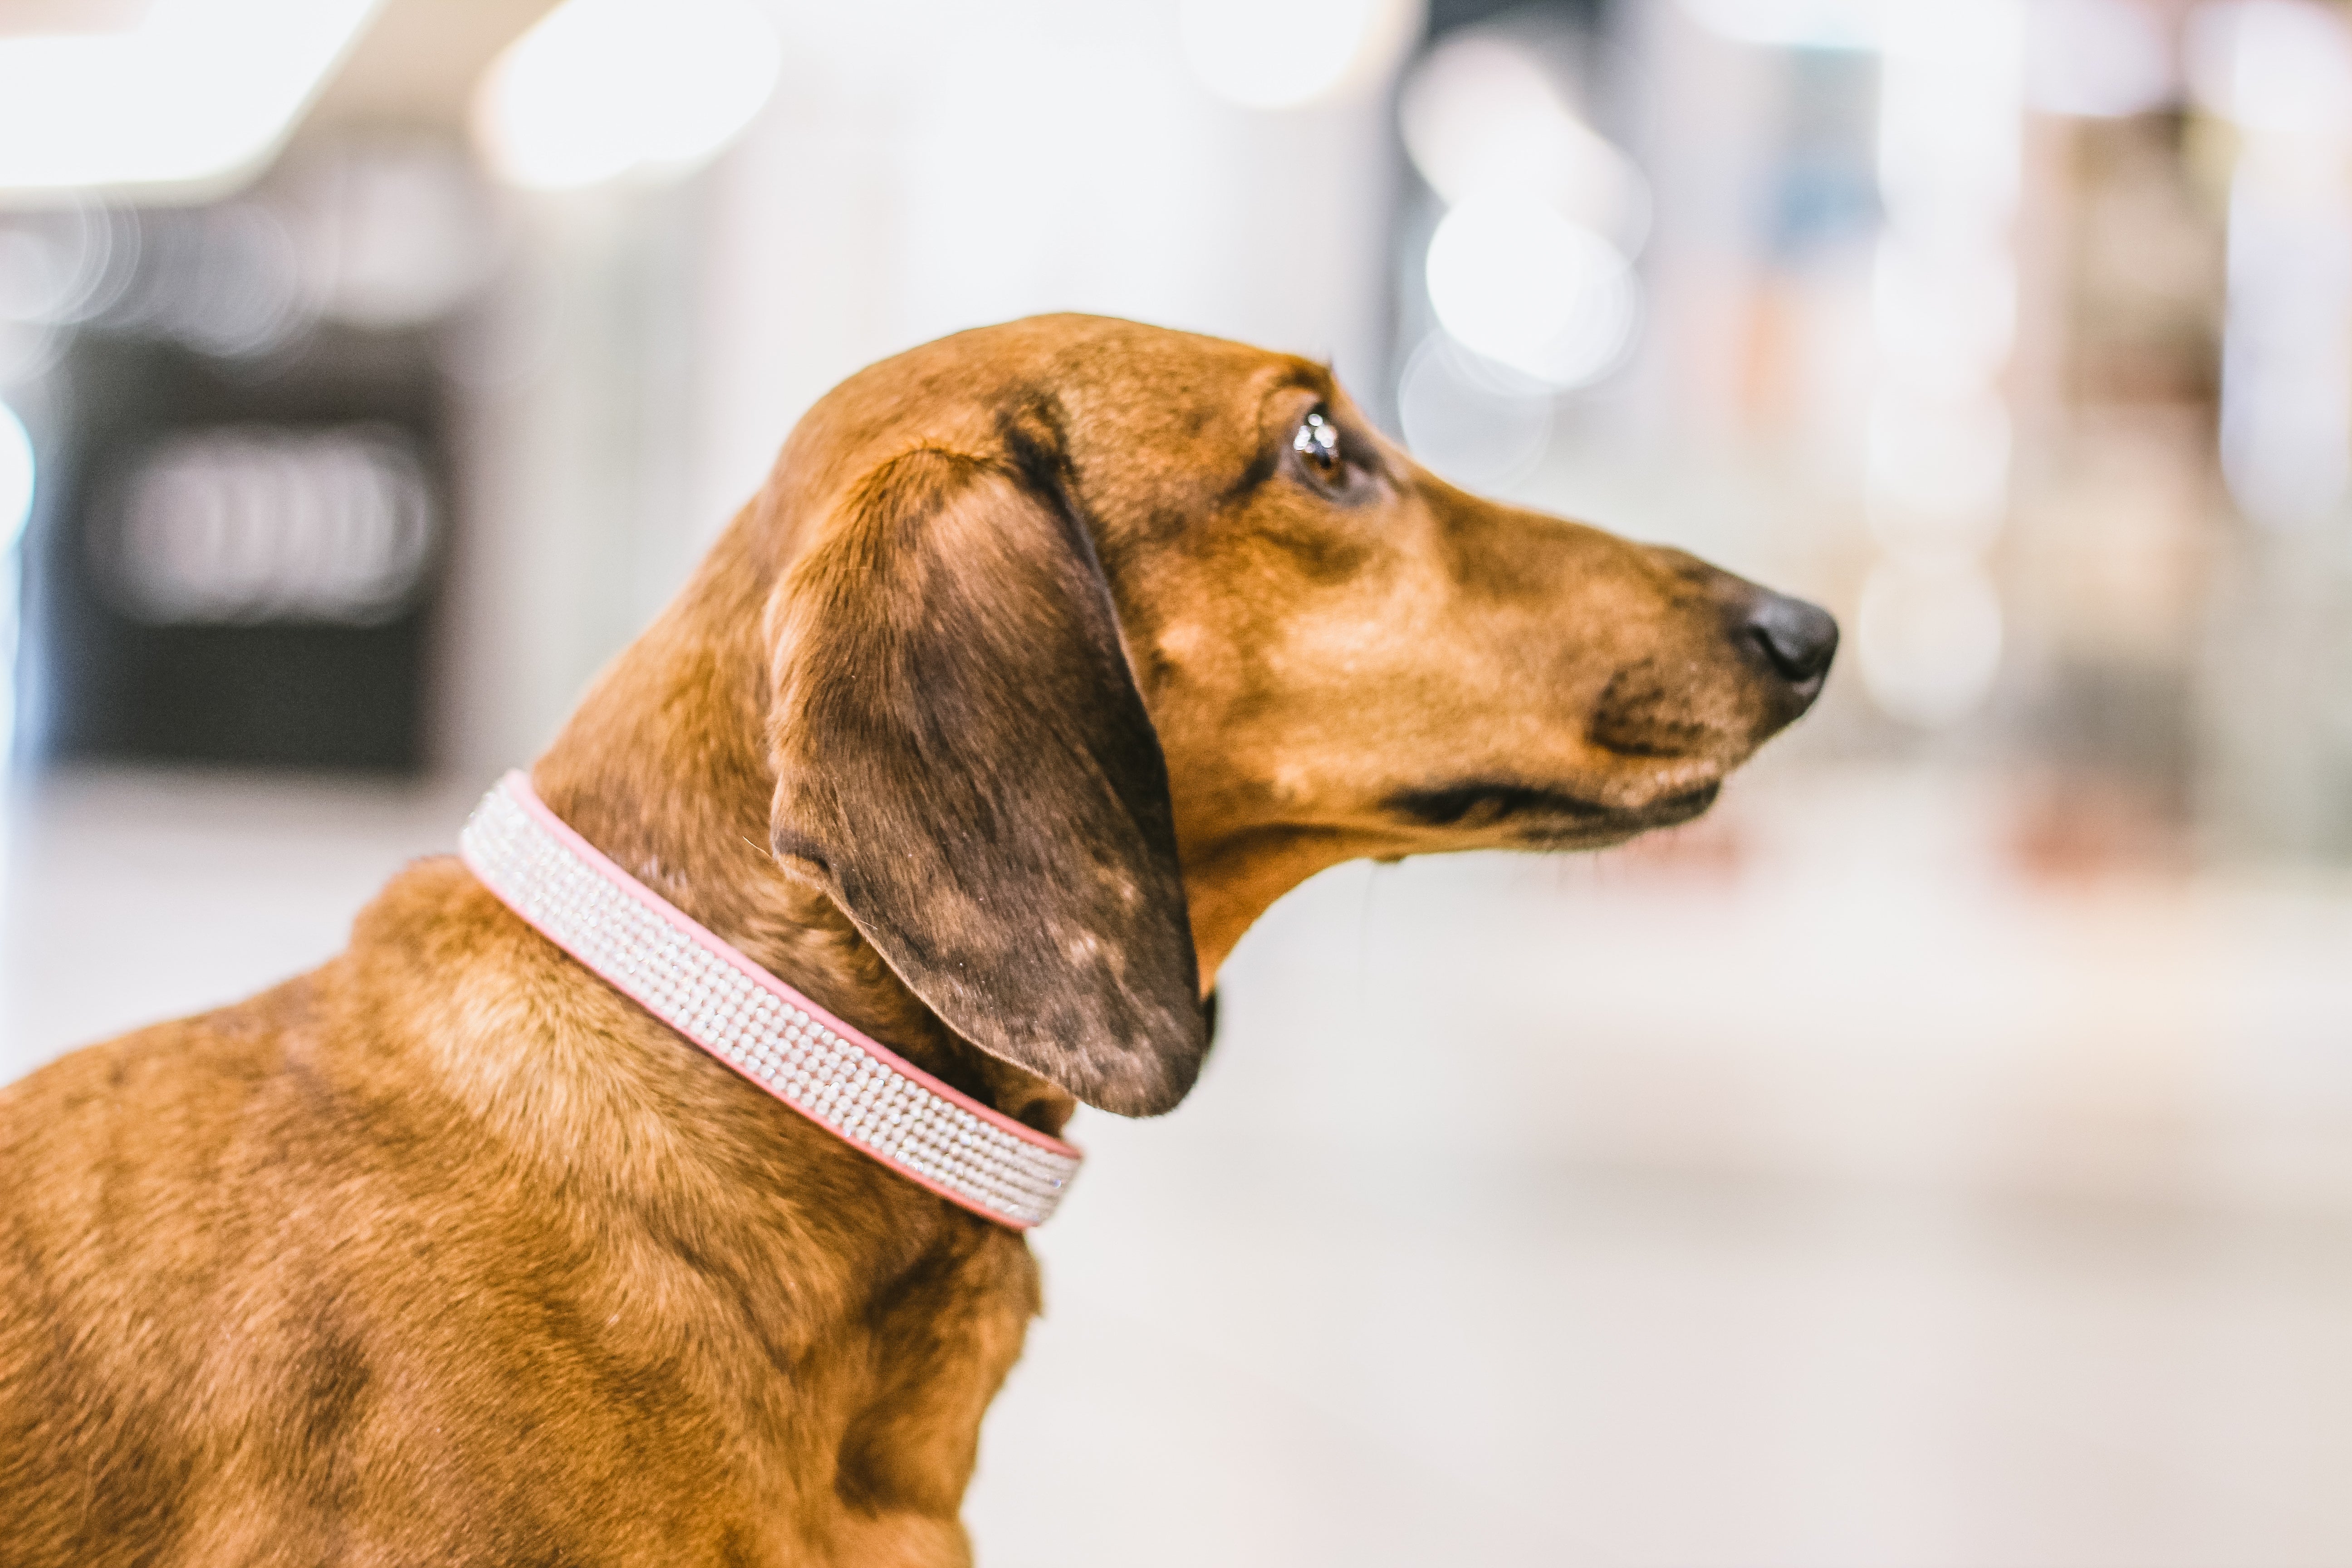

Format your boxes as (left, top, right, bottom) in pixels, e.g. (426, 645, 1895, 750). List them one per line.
(1743, 591, 1839, 686)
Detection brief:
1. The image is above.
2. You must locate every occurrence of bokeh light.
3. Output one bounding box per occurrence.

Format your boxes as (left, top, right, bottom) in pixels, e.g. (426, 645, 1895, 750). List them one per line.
(1395, 331, 1552, 489)
(295, 142, 500, 331)
(1424, 196, 1640, 388)
(0, 399, 32, 547)
(100, 427, 434, 627)
(472, 0, 782, 191)
(1400, 31, 1650, 250)
(1178, 0, 1422, 110)
(2194, 0, 2352, 531)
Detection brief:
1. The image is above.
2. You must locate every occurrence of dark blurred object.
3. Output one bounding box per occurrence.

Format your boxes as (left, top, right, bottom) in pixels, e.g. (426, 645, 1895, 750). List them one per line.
(7, 141, 489, 774)
(25, 328, 446, 770)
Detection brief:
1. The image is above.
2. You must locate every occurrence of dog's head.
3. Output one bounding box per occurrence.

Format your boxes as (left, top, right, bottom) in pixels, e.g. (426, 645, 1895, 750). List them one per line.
(756, 315, 1833, 1117)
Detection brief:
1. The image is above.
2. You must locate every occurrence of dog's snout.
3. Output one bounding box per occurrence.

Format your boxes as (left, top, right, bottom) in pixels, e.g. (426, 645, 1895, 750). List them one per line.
(1741, 591, 1839, 688)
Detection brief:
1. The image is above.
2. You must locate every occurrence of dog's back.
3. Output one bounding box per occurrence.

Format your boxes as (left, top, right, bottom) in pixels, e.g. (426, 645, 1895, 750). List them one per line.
(2, 972, 348, 1565)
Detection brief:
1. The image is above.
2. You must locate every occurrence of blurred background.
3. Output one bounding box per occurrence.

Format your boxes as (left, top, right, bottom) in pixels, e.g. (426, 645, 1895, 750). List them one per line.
(4, 0, 2352, 1562)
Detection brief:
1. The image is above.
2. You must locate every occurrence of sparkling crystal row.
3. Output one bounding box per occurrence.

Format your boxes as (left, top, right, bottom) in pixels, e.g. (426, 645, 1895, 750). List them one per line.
(460, 781, 1078, 1227)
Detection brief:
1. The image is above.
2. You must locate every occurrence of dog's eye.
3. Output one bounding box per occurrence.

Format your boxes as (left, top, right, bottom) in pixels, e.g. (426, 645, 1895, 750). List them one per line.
(1292, 409, 1344, 487)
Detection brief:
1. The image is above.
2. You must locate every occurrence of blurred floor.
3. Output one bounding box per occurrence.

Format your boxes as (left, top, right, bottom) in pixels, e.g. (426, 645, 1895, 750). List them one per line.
(6, 764, 2352, 1567)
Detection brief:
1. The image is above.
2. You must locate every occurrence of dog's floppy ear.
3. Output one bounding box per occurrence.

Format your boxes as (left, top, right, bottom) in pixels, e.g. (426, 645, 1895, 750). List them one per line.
(765, 440, 1207, 1117)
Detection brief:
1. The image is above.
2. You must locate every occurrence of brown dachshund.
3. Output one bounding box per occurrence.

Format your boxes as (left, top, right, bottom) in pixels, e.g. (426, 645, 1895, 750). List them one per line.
(0, 315, 1833, 1565)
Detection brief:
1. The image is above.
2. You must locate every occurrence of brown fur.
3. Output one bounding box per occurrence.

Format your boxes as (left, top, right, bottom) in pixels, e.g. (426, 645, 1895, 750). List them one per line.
(0, 316, 1830, 1565)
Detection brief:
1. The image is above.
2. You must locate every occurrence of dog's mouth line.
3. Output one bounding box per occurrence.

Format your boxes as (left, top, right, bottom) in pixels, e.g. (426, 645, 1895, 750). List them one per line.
(1636, 780, 1722, 823)
(1589, 733, 1705, 761)
(1385, 779, 1720, 833)
(1592, 741, 1690, 761)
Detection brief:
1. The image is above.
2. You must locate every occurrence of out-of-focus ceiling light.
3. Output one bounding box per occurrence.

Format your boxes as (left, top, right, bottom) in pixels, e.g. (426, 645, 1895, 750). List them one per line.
(1677, 0, 1884, 51)
(0, 208, 121, 326)
(294, 142, 499, 329)
(0, 0, 384, 202)
(1424, 196, 1639, 389)
(0, 399, 33, 546)
(1400, 33, 1650, 253)
(2027, 0, 2175, 118)
(473, 0, 782, 191)
(1180, 0, 1424, 111)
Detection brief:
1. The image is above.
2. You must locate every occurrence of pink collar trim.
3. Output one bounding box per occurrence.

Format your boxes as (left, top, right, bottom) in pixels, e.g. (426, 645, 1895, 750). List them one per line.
(459, 771, 1080, 1229)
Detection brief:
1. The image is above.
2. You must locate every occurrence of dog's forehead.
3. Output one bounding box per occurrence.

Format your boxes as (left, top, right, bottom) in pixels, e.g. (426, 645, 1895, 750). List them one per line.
(1034, 326, 1330, 435)
(921, 316, 1321, 428)
(785, 318, 1346, 512)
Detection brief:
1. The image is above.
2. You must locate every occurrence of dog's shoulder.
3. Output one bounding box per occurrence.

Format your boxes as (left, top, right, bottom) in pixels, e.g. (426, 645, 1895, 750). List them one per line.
(1, 974, 320, 1218)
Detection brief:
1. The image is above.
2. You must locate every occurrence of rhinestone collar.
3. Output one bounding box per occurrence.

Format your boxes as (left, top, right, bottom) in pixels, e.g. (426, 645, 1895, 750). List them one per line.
(460, 772, 1081, 1228)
